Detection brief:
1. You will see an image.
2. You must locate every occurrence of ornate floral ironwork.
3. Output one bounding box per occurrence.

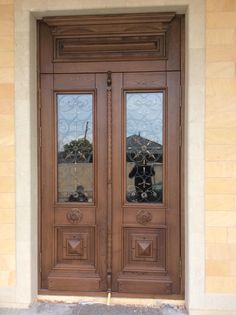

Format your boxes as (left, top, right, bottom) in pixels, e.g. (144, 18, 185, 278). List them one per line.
(57, 94, 93, 164)
(66, 208, 83, 224)
(57, 94, 93, 203)
(136, 209, 152, 225)
(126, 92, 163, 203)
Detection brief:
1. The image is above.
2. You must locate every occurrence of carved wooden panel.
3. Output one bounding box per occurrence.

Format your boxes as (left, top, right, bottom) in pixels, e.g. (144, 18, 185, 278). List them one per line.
(54, 35, 166, 62)
(63, 232, 88, 260)
(43, 13, 176, 63)
(56, 227, 95, 267)
(44, 12, 176, 31)
(123, 227, 166, 272)
(54, 207, 96, 226)
(66, 209, 83, 224)
(117, 277, 172, 295)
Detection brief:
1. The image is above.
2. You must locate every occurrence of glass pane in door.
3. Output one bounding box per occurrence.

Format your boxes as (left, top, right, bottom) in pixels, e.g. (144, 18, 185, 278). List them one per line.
(57, 93, 93, 203)
(126, 92, 163, 203)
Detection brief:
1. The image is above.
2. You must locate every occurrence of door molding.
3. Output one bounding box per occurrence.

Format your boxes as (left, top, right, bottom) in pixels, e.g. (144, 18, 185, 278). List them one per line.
(42, 13, 175, 63)
(38, 12, 184, 297)
(13, 1, 207, 311)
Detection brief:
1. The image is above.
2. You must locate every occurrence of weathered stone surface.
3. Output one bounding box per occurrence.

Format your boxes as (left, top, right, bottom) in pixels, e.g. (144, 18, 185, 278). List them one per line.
(0, 302, 187, 315)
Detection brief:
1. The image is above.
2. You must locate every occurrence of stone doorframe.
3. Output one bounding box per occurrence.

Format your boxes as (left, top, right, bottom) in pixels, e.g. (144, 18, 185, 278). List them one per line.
(0, 0, 233, 313)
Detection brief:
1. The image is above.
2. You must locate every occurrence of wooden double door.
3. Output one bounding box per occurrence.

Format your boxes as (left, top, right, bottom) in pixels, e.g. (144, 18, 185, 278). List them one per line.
(39, 13, 183, 296)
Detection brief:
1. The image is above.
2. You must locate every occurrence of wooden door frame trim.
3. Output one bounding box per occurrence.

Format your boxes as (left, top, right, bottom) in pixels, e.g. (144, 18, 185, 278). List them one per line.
(42, 12, 176, 26)
(37, 12, 185, 297)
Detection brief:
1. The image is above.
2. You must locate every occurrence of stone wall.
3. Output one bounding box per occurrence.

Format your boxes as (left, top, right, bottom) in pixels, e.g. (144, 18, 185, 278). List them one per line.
(205, 0, 236, 293)
(0, 0, 15, 287)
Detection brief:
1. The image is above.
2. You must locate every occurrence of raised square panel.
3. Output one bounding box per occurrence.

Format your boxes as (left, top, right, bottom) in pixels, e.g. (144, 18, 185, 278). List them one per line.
(54, 35, 166, 62)
(124, 227, 166, 272)
(63, 232, 88, 260)
(56, 226, 95, 267)
(132, 235, 156, 262)
(136, 239, 153, 258)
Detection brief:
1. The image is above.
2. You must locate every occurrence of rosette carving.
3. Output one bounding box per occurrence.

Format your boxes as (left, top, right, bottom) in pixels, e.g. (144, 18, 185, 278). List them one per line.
(67, 208, 83, 224)
(136, 209, 152, 225)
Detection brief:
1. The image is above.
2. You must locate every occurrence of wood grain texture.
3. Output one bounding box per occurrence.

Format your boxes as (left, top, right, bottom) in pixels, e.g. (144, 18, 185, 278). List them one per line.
(39, 13, 184, 296)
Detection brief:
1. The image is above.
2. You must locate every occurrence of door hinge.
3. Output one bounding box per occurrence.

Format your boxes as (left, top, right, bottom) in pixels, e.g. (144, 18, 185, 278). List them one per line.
(179, 258, 182, 278)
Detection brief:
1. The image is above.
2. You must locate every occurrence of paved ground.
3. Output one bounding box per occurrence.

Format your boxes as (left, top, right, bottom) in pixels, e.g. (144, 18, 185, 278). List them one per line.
(0, 302, 187, 315)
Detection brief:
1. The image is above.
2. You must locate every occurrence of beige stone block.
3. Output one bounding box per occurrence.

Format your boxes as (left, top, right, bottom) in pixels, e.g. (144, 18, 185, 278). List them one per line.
(207, 12, 236, 29)
(0, 114, 15, 131)
(205, 145, 236, 160)
(0, 176, 15, 192)
(206, 227, 228, 242)
(0, 0, 13, 4)
(0, 0, 13, 3)
(0, 224, 15, 240)
(0, 36, 14, 52)
(0, 84, 14, 115)
(0, 193, 15, 209)
(206, 112, 236, 128)
(0, 162, 15, 176)
(205, 161, 234, 178)
(0, 83, 14, 100)
(228, 227, 236, 243)
(206, 276, 236, 293)
(206, 243, 231, 260)
(206, 129, 236, 145)
(0, 131, 15, 145)
(0, 114, 14, 126)
(206, 78, 236, 96)
(0, 4, 13, 21)
(206, 211, 236, 227)
(206, 178, 236, 194)
(206, 95, 236, 112)
(0, 115, 15, 145)
(0, 271, 8, 286)
(205, 195, 235, 211)
(0, 145, 15, 162)
(229, 261, 236, 276)
(0, 269, 15, 286)
(0, 239, 15, 254)
(0, 254, 15, 270)
(0, 67, 14, 83)
(206, 29, 235, 45)
(229, 244, 236, 259)
(0, 209, 15, 224)
(206, 260, 230, 276)
(8, 270, 15, 286)
(0, 21, 15, 38)
(206, 45, 236, 62)
(0, 102, 14, 115)
(206, 62, 235, 78)
(207, 0, 236, 12)
(0, 51, 14, 68)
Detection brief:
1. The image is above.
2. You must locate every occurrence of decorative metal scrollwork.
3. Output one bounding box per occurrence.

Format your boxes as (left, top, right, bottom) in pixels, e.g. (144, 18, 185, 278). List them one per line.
(57, 93, 94, 203)
(136, 209, 152, 225)
(66, 208, 83, 224)
(126, 92, 163, 203)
